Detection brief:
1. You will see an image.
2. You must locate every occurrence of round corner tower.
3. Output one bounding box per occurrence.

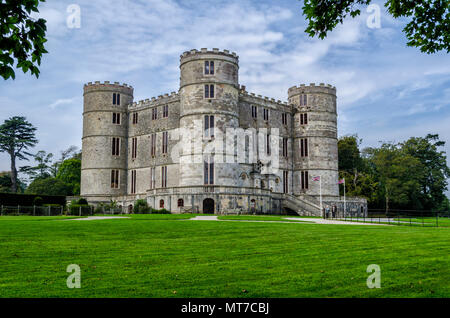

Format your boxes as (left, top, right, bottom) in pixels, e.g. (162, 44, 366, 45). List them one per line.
(81, 81, 134, 203)
(178, 48, 240, 187)
(288, 83, 339, 201)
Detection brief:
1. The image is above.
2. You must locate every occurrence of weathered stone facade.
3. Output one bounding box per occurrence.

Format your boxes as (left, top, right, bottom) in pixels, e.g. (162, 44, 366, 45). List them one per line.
(81, 48, 367, 215)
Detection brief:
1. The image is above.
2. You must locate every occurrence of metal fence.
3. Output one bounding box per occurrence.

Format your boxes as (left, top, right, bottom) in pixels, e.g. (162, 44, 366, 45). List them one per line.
(325, 209, 450, 227)
(0, 205, 65, 216)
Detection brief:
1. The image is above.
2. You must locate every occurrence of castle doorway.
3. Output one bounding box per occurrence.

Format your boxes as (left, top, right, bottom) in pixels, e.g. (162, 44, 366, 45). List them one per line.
(203, 198, 215, 214)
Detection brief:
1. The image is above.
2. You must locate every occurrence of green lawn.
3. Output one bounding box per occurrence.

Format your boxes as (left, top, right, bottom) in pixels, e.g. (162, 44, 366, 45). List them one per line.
(218, 215, 314, 222)
(0, 215, 449, 298)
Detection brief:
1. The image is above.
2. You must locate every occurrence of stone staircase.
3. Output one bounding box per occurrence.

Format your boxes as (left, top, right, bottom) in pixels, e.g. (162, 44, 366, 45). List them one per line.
(281, 194, 322, 216)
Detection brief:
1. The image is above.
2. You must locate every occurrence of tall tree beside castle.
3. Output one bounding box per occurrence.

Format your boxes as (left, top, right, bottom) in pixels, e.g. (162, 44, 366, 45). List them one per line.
(0, 116, 38, 193)
(0, 0, 48, 80)
(302, 0, 450, 53)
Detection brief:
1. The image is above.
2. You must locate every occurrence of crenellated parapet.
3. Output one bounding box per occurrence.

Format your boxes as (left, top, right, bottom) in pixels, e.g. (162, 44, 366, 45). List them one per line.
(288, 83, 336, 99)
(239, 85, 290, 110)
(129, 91, 179, 110)
(180, 48, 239, 65)
(83, 81, 134, 95)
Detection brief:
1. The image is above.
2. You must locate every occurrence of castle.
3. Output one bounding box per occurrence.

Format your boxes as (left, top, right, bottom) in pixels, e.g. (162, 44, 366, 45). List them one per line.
(81, 48, 366, 215)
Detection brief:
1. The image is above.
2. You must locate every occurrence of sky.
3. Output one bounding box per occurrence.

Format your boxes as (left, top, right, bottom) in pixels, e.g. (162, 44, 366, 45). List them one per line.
(0, 0, 449, 193)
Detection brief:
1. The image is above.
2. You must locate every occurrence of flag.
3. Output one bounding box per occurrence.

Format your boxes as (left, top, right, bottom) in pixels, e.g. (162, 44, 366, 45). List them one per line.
(338, 179, 345, 184)
(313, 176, 320, 182)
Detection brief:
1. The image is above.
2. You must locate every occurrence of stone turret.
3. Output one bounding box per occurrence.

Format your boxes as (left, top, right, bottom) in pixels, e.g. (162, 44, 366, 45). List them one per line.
(81, 81, 134, 202)
(288, 83, 339, 201)
(178, 49, 240, 198)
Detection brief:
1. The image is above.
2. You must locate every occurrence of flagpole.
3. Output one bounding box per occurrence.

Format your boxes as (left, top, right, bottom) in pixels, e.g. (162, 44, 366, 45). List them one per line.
(319, 177, 323, 217)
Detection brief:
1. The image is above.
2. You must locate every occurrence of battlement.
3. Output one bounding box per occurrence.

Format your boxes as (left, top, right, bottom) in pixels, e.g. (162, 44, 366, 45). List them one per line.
(239, 85, 289, 109)
(288, 83, 336, 97)
(180, 48, 239, 63)
(84, 81, 134, 95)
(129, 91, 179, 110)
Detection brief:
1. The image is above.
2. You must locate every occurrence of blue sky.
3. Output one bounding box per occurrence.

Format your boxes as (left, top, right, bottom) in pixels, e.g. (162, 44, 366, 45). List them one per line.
(1, 0, 449, 193)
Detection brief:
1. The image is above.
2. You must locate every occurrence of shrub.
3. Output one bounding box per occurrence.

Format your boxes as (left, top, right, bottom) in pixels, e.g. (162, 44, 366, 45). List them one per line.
(134, 199, 150, 214)
(33, 196, 43, 206)
(68, 204, 92, 216)
(77, 198, 88, 205)
(150, 208, 171, 214)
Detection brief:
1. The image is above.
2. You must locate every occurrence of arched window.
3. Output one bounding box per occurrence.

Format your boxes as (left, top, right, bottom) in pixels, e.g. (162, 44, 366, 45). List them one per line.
(160, 200, 164, 209)
(178, 199, 184, 207)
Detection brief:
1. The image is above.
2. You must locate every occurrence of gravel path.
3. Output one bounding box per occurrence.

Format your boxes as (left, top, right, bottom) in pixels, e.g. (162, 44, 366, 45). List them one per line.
(187, 215, 388, 226)
(67, 216, 131, 221)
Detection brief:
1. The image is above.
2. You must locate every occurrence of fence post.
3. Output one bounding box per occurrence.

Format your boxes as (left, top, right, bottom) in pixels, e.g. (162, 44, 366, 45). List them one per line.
(33, 205, 35, 216)
(436, 211, 439, 227)
(422, 211, 424, 227)
(60, 206, 63, 216)
(79, 206, 81, 217)
(1, 205, 3, 216)
(18, 205, 20, 216)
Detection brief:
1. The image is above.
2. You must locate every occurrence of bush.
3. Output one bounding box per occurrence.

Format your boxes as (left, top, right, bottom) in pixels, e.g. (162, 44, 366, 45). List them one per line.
(77, 198, 88, 205)
(68, 204, 93, 216)
(150, 208, 171, 214)
(0, 193, 66, 206)
(33, 196, 43, 206)
(134, 199, 150, 214)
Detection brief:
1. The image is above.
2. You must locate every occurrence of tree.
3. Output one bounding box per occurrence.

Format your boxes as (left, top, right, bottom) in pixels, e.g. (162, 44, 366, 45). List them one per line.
(0, 116, 38, 193)
(365, 143, 423, 211)
(302, 0, 450, 54)
(20, 150, 54, 180)
(25, 177, 71, 196)
(56, 158, 81, 195)
(401, 134, 450, 210)
(0, 0, 48, 80)
(0, 171, 26, 193)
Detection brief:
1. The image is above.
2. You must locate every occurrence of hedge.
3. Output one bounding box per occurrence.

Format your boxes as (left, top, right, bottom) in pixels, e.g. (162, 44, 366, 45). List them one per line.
(0, 193, 66, 207)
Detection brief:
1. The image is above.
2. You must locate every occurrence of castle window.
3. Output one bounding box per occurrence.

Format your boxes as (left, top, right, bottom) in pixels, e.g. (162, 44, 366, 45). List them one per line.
(300, 113, 308, 125)
(282, 137, 288, 158)
(204, 84, 215, 99)
(263, 108, 269, 121)
(132, 137, 137, 159)
(160, 200, 165, 209)
(161, 166, 167, 188)
(301, 171, 309, 190)
(162, 131, 168, 154)
(300, 94, 307, 106)
(131, 170, 137, 194)
(204, 115, 214, 138)
(266, 133, 271, 155)
(251, 106, 257, 119)
(151, 134, 156, 157)
(178, 199, 184, 207)
(204, 156, 214, 185)
(112, 137, 120, 156)
(282, 113, 288, 125)
(150, 167, 155, 190)
(113, 93, 121, 105)
(152, 108, 158, 120)
(300, 138, 308, 157)
(111, 170, 119, 189)
(112, 113, 121, 125)
(283, 171, 289, 194)
(132, 113, 138, 125)
(205, 61, 215, 75)
(163, 105, 169, 118)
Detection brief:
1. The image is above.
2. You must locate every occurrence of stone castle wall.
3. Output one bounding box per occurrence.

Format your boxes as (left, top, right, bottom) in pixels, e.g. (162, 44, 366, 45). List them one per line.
(80, 49, 358, 215)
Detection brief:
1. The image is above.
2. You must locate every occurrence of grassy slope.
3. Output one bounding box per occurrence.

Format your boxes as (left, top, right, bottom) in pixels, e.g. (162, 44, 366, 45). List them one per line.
(0, 215, 449, 298)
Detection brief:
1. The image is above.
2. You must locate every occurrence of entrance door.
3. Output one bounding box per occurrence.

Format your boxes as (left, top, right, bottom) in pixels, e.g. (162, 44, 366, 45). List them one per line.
(203, 198, 215, 214)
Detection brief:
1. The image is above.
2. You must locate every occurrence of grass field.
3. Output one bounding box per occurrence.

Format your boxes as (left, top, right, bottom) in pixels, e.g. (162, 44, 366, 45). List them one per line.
(0, 214, 449, 298)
